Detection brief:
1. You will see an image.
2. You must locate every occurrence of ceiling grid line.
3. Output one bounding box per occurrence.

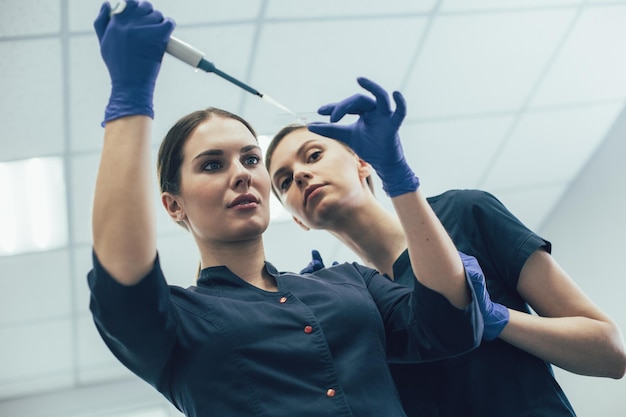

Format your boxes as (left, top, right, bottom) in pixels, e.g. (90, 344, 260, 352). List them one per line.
(398, 0, 443, 93)
(476, 2, 587, 188)
(59, 0, 82, 389)
(237, 0, 270, 117)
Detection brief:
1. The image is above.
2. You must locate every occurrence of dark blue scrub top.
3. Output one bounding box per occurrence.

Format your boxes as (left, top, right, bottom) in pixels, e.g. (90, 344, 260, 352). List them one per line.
(390, 189, 576, 417)
(88, 252, 482, 417)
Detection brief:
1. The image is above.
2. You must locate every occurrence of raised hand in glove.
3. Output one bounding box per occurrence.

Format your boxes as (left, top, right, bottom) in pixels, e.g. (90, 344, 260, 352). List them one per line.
(94, 0, 175, 125)
(307, 77, 419, 197)
(299, 250, 338, 274)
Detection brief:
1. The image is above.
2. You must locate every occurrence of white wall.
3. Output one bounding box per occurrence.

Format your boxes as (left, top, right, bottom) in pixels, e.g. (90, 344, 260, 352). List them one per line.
(539, 106, 626, 417)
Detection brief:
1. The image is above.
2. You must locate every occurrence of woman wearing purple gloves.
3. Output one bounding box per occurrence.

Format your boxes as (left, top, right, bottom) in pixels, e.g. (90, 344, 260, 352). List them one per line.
(265, 77, 626, 416)
(87, 2, 488, 416)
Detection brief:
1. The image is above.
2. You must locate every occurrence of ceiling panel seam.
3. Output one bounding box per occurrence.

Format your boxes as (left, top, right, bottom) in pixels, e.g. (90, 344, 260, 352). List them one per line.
(476, 4, 587, 188)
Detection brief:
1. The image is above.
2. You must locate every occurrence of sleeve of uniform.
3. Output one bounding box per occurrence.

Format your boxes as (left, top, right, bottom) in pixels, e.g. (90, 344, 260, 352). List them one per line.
(357, 263, 483, 363)
(439, 189, 551, 290)
(87, 250, 178, 388)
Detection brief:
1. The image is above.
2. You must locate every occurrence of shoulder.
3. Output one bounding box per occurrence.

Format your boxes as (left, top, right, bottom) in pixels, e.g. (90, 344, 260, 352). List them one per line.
(428, 189, 502, 212)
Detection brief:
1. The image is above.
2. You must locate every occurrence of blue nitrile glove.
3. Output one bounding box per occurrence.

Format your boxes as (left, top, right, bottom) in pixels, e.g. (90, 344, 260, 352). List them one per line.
(299, 250, 338, 274)
(93, 1, 175, 125)
(307, 77, 419, 197)
(459, 252, 510, 341)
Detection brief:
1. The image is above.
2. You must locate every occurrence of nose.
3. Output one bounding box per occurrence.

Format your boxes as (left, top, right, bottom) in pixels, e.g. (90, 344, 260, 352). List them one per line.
(293, 167, 312, 189)
(231, 162, 252, 190)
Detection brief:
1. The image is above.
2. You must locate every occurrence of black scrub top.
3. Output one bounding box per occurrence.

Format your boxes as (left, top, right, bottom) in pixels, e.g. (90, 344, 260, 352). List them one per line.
(88, 250, 482, 417)
(390, 189, 576, 417)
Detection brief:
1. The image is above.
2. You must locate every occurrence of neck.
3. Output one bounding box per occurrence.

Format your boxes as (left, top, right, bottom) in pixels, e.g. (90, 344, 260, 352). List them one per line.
(327, 198, 407, 278)
(198, 236, 277, 291)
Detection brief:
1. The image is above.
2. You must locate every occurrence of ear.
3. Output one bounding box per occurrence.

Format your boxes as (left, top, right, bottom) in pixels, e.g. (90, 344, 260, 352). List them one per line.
(162, 192, 186, 222)
(292, 215, 311, 231)
(357, 158, 372, 180)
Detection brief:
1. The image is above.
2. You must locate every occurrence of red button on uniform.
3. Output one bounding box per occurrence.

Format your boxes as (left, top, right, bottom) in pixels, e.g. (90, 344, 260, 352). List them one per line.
(326, 388, 336, 397)
(304, 325, 313, 334)
(279, 297, 287, 304)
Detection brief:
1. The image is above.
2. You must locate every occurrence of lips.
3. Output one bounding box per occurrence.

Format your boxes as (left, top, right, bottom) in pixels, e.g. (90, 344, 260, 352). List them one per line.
(304, 184, 324, 207)
(228, 193, 259, 208)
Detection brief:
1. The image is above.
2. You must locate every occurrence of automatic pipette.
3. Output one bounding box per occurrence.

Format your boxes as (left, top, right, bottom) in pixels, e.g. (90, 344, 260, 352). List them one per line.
(110, 1, 298, 117)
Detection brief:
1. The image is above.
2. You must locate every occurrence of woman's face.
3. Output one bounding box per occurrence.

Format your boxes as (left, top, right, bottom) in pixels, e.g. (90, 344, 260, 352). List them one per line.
(164, 116, 271, 243)
(268, 128, 371, 230)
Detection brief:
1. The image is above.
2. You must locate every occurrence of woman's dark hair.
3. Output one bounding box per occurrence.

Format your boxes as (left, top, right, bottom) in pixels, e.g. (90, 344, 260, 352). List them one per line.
(157, 107, 257, 196)
(264, 123, 374, 200)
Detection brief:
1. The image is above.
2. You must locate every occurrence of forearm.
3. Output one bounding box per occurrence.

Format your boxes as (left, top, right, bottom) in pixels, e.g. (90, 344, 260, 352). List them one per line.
(92, 115, 157, 285)
(391, 190, 470, 308)
(500, 309, 626, 378)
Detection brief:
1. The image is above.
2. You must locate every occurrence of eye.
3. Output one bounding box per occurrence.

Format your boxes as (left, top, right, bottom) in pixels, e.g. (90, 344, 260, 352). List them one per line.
(307, 150, 322, 163)
(279, 175, 293, 192)
(202, 160, 222, 171)
(244, 155, 261, 166)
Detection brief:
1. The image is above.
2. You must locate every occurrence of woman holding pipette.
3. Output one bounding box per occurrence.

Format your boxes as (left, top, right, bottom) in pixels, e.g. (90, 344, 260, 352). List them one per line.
(88, 2, 488, 416)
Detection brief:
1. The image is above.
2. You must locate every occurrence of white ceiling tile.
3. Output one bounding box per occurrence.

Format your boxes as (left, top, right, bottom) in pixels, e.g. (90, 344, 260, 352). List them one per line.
(265, 0, 436, 17)
(68, 0, 263, 32)
(0, 320, 74, 399)
(76, 315, 133, 385)
(0, 39, 64, 161)
(158, 0, 263, 24)
(73, 246, 95, 315)
(0, 373, 74, 403)
(403, 10, 577, 118)
(0, 0, 60, 36)
(530, 5, 626, 107)
(68, 35, 109, 154)
(68, 0, 105, 32)
(264, 221, 348, 273)
(243, 17, 429, 134)
(0, 250, 72, 325)
(587, 0, 626, 4)
(399, 114, 515, 197)
(69, 152, 100, 244)
(493, 182, 569, 232)
(157, 234, 201, 287)
(151, 24, 257, 141)
(441, 0, 583, 12)
(482, 103, 622, 190)
(69, 24, 257, 152)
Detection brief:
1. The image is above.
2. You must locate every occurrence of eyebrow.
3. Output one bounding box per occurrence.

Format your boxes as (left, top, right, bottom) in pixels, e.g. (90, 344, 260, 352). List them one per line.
(271, 139, 317, 185)
(193, 145, 261, 161)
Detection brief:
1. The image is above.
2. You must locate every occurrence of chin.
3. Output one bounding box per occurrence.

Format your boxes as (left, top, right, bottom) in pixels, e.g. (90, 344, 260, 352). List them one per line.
(242, 218, 270, 235)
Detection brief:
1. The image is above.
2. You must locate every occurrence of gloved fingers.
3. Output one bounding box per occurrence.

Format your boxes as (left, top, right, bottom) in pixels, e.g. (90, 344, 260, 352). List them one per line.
(133, 8, 168, 27)
(299, 249, 326, 274)
(112, 1, 154, 25)
(93, 2, 112, 41)
(391, 91, 407, 127)
(307, 122, 354, 146)
(357, 77, 392, 115)
(317, 94, 375, 123)
(317, 103, 336, 116)
(137, 16, 175, 42)
(112, 0, 140, 21)
(311, 249, 324, 265)
(330, 95, 376, 122)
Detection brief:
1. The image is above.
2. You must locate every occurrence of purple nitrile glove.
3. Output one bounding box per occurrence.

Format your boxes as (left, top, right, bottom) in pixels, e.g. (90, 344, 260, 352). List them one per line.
(93, 1, 175, 125)
(459, 251, 510, 341)
(299, 250, 338, 274)
(307, 77, 419, 197)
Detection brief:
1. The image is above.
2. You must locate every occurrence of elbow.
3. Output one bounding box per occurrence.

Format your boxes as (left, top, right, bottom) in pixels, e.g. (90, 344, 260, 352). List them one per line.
(609, 351, 626, 380)
(605, 359, 626, 380)
(602, 325, 626, 379)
